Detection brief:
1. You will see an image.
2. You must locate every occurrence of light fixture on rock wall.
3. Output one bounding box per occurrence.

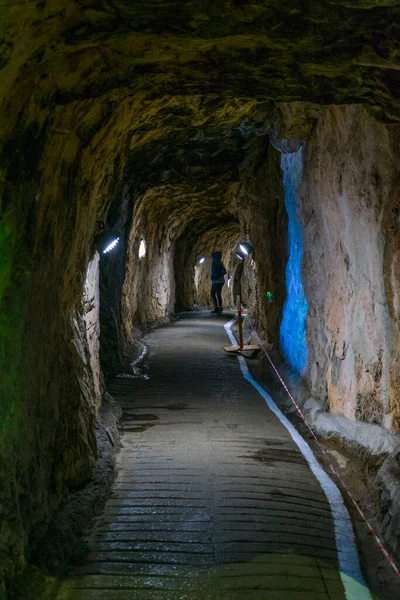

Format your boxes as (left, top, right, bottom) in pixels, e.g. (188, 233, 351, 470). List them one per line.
(139, 239, 146, 259)
(239, 242, 253, 255)
(198, 257, 205, 264)
(94, 221, 120, 254)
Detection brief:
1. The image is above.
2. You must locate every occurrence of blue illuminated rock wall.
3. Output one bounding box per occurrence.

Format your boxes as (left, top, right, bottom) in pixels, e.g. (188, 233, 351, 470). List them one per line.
(280, 148, 309, 375)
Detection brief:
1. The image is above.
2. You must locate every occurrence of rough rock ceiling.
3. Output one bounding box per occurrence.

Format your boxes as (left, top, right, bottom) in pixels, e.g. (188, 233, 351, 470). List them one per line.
(123, 96, 266, 240)
(1, 1, 400, 245)
(2, 1, 400, 114)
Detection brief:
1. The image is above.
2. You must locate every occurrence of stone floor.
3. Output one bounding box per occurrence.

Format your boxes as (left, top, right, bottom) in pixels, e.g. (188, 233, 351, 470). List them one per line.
(57, 312, 375, 599)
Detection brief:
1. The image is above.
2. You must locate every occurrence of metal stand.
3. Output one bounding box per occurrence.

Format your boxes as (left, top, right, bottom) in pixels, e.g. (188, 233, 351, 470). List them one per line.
(224, 294, 260, 354)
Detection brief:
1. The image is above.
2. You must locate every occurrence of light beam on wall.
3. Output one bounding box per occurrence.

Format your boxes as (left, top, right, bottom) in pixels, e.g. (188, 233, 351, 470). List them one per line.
(280, 150, 308, 375)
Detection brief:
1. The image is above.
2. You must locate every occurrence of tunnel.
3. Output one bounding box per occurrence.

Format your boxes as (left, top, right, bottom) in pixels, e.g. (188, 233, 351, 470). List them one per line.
(1, 1, 400, 599)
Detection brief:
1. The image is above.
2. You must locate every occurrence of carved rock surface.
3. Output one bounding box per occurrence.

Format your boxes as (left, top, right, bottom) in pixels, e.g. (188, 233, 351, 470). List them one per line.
(296, 106, 400, 431)
(1, 1, 400, 595)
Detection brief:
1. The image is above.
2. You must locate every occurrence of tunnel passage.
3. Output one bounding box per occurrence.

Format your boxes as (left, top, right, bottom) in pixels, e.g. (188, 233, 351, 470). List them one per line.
(99, 112, 284, 369)
(57, 314, 373, 600)
(1, 0, 400, 596)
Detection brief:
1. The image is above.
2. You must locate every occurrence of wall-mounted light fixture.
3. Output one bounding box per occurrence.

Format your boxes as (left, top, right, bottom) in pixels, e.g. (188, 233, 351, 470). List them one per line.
(139, 239, 146, 259)
(198, 257, 205, 264)
(94, 221, 120, 254)
(239, 242, 254, 255)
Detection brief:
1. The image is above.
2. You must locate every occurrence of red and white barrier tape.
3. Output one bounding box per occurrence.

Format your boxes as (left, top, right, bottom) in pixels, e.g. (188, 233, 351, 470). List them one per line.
(248, 319, 400, 580)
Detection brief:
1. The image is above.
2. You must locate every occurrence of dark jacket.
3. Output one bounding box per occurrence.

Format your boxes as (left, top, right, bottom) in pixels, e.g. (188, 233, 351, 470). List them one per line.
(211, 252, 227, 284)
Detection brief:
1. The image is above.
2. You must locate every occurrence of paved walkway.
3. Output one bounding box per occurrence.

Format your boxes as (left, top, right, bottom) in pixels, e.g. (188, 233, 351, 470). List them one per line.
(57, 313, 373, 600)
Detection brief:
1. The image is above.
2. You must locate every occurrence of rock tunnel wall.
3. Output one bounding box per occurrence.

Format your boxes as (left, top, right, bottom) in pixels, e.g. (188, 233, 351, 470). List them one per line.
(285, 106, 400, 432)
(83, 254, 103, 407)
(230, 138, 288, 341)
(1, 0, 400, 590)
(1, 99, 400, 596)
(0, 94, 130, 591)
(123, 217, 176, 336)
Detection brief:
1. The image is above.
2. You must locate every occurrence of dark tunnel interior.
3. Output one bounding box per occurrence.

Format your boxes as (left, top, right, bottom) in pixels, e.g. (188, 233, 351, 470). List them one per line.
(1, 1, 400, 598)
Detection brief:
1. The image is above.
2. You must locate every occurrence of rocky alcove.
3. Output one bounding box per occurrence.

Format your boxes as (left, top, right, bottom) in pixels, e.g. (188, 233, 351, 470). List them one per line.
(1, 1, 400, 596)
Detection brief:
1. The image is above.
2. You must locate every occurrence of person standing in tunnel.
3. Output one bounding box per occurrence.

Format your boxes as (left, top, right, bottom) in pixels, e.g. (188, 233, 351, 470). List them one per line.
(210, 251, 227, 314)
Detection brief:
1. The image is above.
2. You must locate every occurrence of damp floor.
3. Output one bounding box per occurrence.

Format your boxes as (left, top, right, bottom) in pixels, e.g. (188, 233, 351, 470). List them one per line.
(57, 312, 374, 600)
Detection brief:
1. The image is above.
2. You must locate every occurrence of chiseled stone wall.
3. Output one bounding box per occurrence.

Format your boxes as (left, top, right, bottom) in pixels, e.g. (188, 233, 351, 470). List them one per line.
(298, 106, 400, 432)
(231, 139, 288, 342)
(1, 0, 399, 591)
(83, 253, 103, 407)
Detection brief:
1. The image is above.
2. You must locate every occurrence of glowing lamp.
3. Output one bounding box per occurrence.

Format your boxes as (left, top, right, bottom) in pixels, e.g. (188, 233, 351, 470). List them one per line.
(103, 237, 120, 253)
(139, 239, 146, 259)
(239, 242, 253, 255)
(198, 257, 205, 264)
(94, 222, 120, 254)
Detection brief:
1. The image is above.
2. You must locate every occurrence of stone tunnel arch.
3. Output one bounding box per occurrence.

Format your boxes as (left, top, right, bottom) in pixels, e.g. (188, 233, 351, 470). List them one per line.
(1, 1, 400, 594)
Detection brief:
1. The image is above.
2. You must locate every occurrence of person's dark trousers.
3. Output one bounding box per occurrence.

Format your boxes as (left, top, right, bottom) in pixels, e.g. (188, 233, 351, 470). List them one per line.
(211, 283, 224, 312)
